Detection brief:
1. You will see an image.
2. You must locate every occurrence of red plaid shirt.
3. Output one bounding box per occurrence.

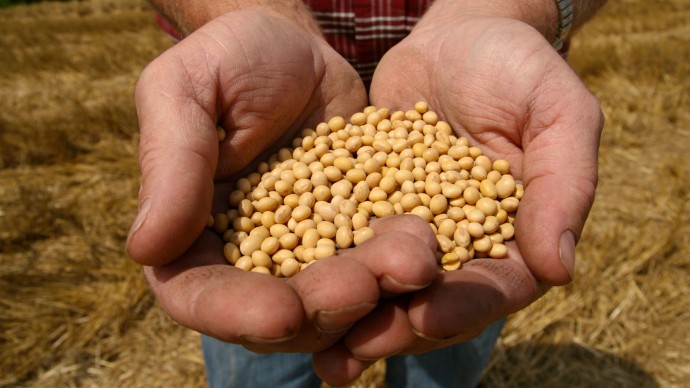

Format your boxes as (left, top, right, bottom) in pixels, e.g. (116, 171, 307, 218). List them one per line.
(303, 0, 432, 85)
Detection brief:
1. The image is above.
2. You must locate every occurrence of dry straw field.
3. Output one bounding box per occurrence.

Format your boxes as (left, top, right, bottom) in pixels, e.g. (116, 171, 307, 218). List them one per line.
(1, 0, 688, 387)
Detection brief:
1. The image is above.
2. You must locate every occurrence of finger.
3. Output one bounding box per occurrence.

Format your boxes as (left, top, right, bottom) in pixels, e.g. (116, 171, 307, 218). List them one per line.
(518, 72, 604, 285)
(344, 298, 419, 361)
(407, 245, 546, 341)
(241, 257, 380, 354)
(312, 341, 374, 387)
(143, 230, 304, 344)
(339, 214, 439, 295)
(127, 49, 219, 267)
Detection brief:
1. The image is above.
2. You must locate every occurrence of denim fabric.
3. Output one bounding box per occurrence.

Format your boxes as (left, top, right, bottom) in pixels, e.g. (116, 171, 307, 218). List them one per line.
(202, 319, 505, 388)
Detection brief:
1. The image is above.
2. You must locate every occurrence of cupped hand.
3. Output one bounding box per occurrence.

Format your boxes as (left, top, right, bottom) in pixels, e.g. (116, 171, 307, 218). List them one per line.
(126, 10, 377, 355)
(313, 16, 604, 380)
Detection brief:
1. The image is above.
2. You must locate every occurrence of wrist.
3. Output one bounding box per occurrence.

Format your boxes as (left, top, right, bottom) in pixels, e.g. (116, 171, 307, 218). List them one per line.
(149, 0, 324, 39)
(413, 0, 561, 44)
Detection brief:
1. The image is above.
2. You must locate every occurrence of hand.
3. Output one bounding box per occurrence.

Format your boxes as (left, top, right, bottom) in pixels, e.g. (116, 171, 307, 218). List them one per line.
(313, 16, 604, 381)
(126, 10, 383, 354)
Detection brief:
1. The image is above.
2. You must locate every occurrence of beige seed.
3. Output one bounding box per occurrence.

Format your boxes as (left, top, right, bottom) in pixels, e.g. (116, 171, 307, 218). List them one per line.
(493, 159, 511, 174)
(501, 197, 520, 212)
(487, 170, 502, 183)
(252, 250, 273, 268)
(317, 221, 337, 239)
(499, 223, 515, 240)
(235, 256, 254, 272)
(345, 168, 367, 184)
(233, 217, 254, 233)
(250, 212, 263, 227)
(251, 266, 271, 275)
(473, 235, 493, 252)
(437, 219, 457, 238)
(292, 179, 313, 196)
(259, 236, 280, 255)
(291, 205, 312, 222)
(225, 230, 247, 245)
(314, 244, 337, 260)
(352, 212, 369, 229)
(453, 246, 471, 263)
(223, 242, 241, 264)
(379, 176, 398, 194)
(270, 223, 290, 238)
(273, 249, 295, 265)
(422, 111, 439, 125)
(367, 187, 387, 203)
(483, 216, 500, 235)
(489, 233, 504, 244)
(400, 193, 422, 212)
(237, 199, 253, 218)
(213, 213, 230, 234)
(476, 197, 498, 216)
(331, 180, 353, 198)
(302, 229, 320, 248)
(372, 201, 395, 218)
(515, 184, 524, 199)
(294, 219, 317, 238)
(249, 226, 270, 240)
(278, 232, 299, 249)
(255, 197, 279, 213)
(333, 156, 354, 173)
(274, 179, 293, 196)
(410, 206, 434, 222)
(441, 184, 463, 199)
(463, 186, 480, 205)
(495, 175, 517, 198)
(437, 235, 456, 253)
(469, 146, 483, 158)
(312, 185, 332, 202)
(335, 200, 355, 218)
(441, 252, 461, 271)
(236, 178, 252, 194)
(328, 116, 346, 132)
(489, 243, 508, 259)
(239, 235, 263, 256)
(429, 194, 449, 215)
(479, 179, 498, 199)
(467, 222, 485, 238)
(335, 226, 354, 249)
(353, 227, 375, 245)
(280, 258, 300, 277)
(471, 166, 488, 181)
(260, 211, 276, 228)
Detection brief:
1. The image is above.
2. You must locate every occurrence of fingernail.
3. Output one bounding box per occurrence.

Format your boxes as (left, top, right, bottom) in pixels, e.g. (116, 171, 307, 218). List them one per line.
(127, 197, 151, 247)
(315, 303, 376, 333)
(240, 332, 298, 344)
(559, 229, 576, 281)
(381, 274, 429, 292)
(410, 327, 444, 341)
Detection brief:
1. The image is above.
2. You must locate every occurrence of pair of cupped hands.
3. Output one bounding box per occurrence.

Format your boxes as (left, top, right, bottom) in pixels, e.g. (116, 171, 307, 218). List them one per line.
(127, 9, 602, 386)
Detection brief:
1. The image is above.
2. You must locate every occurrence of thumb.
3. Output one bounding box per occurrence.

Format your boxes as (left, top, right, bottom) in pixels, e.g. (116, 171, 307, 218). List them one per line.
(126, 55, 219, 266)
(516, 84, 603, 286)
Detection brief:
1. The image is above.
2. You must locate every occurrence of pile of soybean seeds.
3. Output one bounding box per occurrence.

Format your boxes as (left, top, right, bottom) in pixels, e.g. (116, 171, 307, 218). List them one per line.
(209, 102, 521, 278)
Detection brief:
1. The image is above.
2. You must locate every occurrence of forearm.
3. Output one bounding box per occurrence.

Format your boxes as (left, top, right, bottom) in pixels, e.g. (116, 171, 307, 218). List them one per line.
(149, 0, 323, 38)
(414, 0, 608, 43)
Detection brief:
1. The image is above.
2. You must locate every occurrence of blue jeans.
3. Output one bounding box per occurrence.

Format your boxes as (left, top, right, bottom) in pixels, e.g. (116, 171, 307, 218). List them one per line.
(202, 319, 505, 388)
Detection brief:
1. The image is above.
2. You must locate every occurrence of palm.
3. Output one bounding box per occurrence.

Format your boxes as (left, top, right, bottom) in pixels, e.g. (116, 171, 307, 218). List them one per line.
(130, 10, 372, 355)
(335, 17, 602, 359)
